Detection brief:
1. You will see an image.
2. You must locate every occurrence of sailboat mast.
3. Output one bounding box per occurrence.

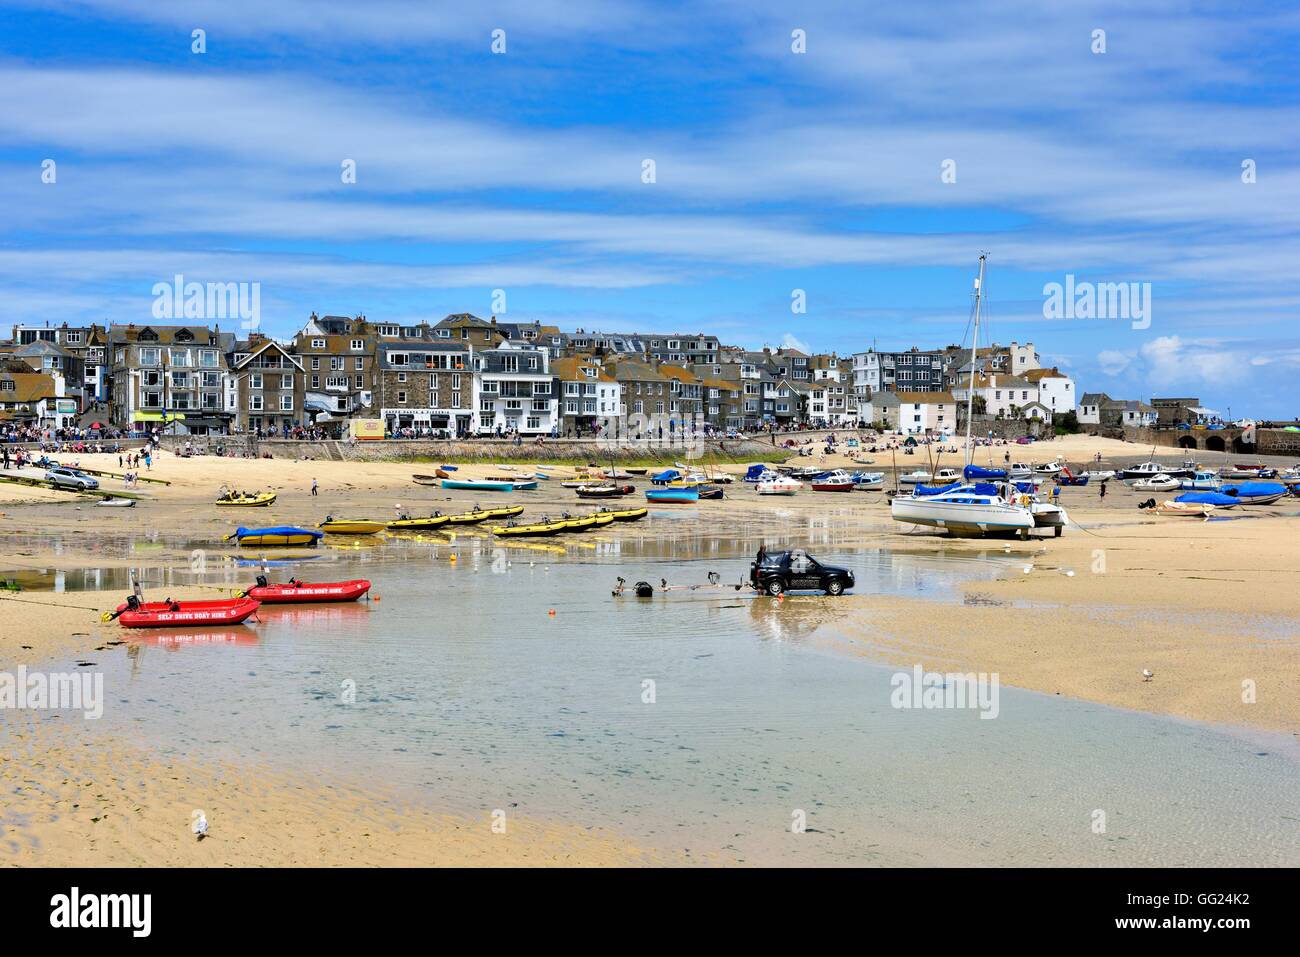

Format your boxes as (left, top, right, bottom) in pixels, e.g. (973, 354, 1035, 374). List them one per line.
(964, 254, 986, 467)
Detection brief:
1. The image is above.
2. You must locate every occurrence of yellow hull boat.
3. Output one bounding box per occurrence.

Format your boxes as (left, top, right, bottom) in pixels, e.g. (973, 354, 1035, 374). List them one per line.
(319, 519, 386, 535)
(215, 493, 277, 507)
(387, 514, 451, 530)
(599, 506, 648, 522)
(492, 520, 568, 537)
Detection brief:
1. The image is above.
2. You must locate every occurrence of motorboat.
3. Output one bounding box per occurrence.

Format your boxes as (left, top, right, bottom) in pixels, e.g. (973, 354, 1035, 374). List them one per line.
(1220, 481, 1287, 505)
(898, 469, 932, 485)
(1121, 461, 1194, 481)
(1008, 463, 1033, 479)
(810, 470, 855, 492)
(594, 506, 649, 522)
(107, 596, 261, 628)
(1131, 474, 1181, 492)
(1032, 460, 1064, 475)
(1080, 469, 1116, 481)
(1154, 501, 1216, 518)
(757, 475, 802, 495)
(244, 578, 371, 603)
(851, 471, 884, 491)
(575, 484, 636, 498)
(1179, 471, 1222, 491)
(744, 465, 779, 484)
(215, 492, 277, 507)
(934, 468, 963, 483)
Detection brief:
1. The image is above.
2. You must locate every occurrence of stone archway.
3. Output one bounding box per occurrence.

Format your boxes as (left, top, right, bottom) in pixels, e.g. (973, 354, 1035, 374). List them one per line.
(1205, 435, 1226, 452)
(1177, 435, 1198, 449)
(1232, 436, 1256, 454)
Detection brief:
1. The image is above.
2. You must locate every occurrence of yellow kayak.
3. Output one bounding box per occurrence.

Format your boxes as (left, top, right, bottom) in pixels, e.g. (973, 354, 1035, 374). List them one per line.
(319, 519, 386, 535)
(492, 519, 568, 537)
(387, 514, 451, 530)
(215, 493, 277, 507)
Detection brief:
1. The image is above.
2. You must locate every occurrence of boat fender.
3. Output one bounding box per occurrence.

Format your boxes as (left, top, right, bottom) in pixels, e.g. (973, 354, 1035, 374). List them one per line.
(634, 581, 654, 598)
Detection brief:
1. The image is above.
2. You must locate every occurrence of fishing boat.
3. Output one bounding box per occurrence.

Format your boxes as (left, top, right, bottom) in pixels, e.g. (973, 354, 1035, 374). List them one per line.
(1007, 463, 1033, 479)
(108, 596, 261, 628)
(215, 492, 277, 506)
(1220, 481, 1287, 505)
(596, 506, 648, 522)
(1032, 460, 1064, 476)
(934, 468, 963, 483)
(1131, 474, 1181, 492)
(757, 475, 802, 495)
(441, 479, 515, 492)
(898, 469, 933, 485)
(788, 466, 825, 480)
(224, 526, 323, 547)
(575, 483, 636, 498)
(96, 497, 137, 507)
(646, 487, 699, 504)
(1154, 500, 1216, 518)
(744, 465, 780, 484)
(243, 578, 371, 603)
(319, 518, 386, 535)
(810, 470, 855, 492)
(1179, 470, 1222, 491)
(1121, 461, 1194, 482)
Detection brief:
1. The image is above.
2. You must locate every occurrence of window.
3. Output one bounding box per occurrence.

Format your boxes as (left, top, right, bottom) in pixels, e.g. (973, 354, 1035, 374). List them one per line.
(397, 391, 407, 404)
(139, 348, 161, 366)
(249, 394, 263, 411)
(312, 338, 325, 349)
(330, 357, 343, 371)
(311, 357, 320, 370)
(398, 373, 407, 383)
(526, 417, 540, 430)
(311, 375, 320, 389)
(350, 339, 364, 351)
(355, 357, 364, 370)
(250, 373, 263, 389)
(451, 391, 460, 408)
(199, 350, 218, 368)
(143, 391, 162, 408)
(280, 393, 294, 411)
(355, 375, 363, 389)
(281, 374, 293, 389)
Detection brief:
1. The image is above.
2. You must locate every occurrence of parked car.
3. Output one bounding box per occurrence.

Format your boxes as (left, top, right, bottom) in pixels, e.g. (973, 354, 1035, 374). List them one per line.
(749, 548, 854, 596)
(45, 467, 99, 490)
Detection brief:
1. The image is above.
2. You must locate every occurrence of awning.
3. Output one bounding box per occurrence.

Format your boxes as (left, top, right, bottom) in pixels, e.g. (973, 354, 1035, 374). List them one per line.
(132, 411, 187, 422)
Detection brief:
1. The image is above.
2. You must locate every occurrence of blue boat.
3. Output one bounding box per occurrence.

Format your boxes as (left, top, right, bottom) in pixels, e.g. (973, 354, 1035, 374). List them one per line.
(1220, 481, 1287, 505)
(744, 464, 777, 483)
(646, 487, 699, 503)
(1056, 474, 1089, 486)
(1175, 491, 1239, 507)
(963, 465, 1007, 480)
(914, 482, 963, 497)
(651, 469, 682, 486)
(441, 479, 514, 492)
(223, 526, 324, 547)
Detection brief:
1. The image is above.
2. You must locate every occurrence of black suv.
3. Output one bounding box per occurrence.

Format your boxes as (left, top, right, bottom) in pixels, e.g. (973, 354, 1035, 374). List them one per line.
(749, 549, 854, 596)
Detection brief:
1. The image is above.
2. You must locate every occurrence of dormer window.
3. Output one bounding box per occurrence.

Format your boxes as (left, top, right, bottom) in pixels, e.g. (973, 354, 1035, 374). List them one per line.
(350, 339, 364, 351)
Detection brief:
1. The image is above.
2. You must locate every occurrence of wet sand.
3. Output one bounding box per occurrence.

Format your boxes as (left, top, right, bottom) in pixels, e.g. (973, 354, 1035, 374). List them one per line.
(2, 432, 1298, 864)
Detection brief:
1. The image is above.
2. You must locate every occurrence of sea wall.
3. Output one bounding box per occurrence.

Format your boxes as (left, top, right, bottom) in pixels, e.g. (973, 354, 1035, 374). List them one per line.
(156, 434, 785, 463)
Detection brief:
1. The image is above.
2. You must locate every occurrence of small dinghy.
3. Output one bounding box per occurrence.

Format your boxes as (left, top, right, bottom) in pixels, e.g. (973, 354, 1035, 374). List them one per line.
(243, 577, 371, 604)
(1131, 474, 1181, 492)
(646, 487, 699, 503)
(576, 484, 636, 498)
(318, 518, 386, 535)
(598, 506, 649, 522)
(216, 492, 277, 506)
(492, 519, 568, 537)
(106, 596, 261, 628)
(412, 474, 441, 486)
(96, 497, 136, 507)
(1154, 500, 1215, 518)
(441, 479, 514, 492)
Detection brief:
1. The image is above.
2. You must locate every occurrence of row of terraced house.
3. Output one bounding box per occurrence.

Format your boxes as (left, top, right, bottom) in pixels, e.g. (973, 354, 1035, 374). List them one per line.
(3, 314, 1077, 436)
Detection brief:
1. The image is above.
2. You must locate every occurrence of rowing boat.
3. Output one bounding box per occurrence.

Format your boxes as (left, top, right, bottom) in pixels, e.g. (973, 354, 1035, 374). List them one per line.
(441, 479, 515, 492)
(243, 578, 372, 603)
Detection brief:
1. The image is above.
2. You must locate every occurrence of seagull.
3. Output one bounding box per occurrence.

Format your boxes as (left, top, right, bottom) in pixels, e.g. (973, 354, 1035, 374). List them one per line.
(1142, 669, 1154, 682)
(192, 810, 209, 840)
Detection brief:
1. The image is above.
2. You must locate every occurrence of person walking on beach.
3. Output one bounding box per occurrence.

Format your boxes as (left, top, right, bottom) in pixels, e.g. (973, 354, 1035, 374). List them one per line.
(1099, 480, 1107, 501)
(311, 477, 318, 496)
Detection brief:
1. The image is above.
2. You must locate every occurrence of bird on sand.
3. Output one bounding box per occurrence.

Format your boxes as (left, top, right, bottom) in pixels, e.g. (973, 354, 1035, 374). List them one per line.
(1142, 669, 1154, 682)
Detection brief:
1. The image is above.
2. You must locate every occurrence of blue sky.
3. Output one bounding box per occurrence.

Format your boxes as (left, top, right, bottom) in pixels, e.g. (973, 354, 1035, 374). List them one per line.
(2, 0, 1298, 416)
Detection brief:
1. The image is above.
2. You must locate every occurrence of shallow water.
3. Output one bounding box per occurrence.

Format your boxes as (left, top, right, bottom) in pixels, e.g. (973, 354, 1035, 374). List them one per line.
(17, 522, 1300, 866)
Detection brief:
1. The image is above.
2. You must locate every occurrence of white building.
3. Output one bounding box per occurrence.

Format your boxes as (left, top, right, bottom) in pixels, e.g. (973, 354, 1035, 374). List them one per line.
(952, 374, 1038, 419)
(894, 391, 957, 435)
(1024, 367, 1075, 416)
(471, 343, 559, 435)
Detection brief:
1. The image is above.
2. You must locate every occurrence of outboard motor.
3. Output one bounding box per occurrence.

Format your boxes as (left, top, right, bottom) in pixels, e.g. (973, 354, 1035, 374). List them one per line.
(255, 574, 269, 588)
(634, 581, 654, 598)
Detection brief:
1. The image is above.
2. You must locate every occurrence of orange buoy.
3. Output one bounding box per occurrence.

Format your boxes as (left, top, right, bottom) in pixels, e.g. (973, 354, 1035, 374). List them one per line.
(548, 609, 556, 616)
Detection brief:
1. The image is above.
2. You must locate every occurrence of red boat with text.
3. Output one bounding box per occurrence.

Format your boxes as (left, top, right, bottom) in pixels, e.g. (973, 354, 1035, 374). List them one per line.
(242, 577, 372, 604)
(107, 596, 261, 628)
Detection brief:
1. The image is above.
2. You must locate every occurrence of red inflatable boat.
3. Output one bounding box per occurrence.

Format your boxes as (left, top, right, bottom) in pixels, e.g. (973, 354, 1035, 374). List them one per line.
(110, 597, 261, 628)
(243, 578, 371, 604)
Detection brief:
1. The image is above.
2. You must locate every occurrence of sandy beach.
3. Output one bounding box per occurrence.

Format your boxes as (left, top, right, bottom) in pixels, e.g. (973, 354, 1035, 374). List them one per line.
(3, 431, 1298, 865)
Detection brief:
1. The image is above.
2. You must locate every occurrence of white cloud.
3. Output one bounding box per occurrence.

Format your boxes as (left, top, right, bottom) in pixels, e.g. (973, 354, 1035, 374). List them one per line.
(1096, 350, 1133, 376)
